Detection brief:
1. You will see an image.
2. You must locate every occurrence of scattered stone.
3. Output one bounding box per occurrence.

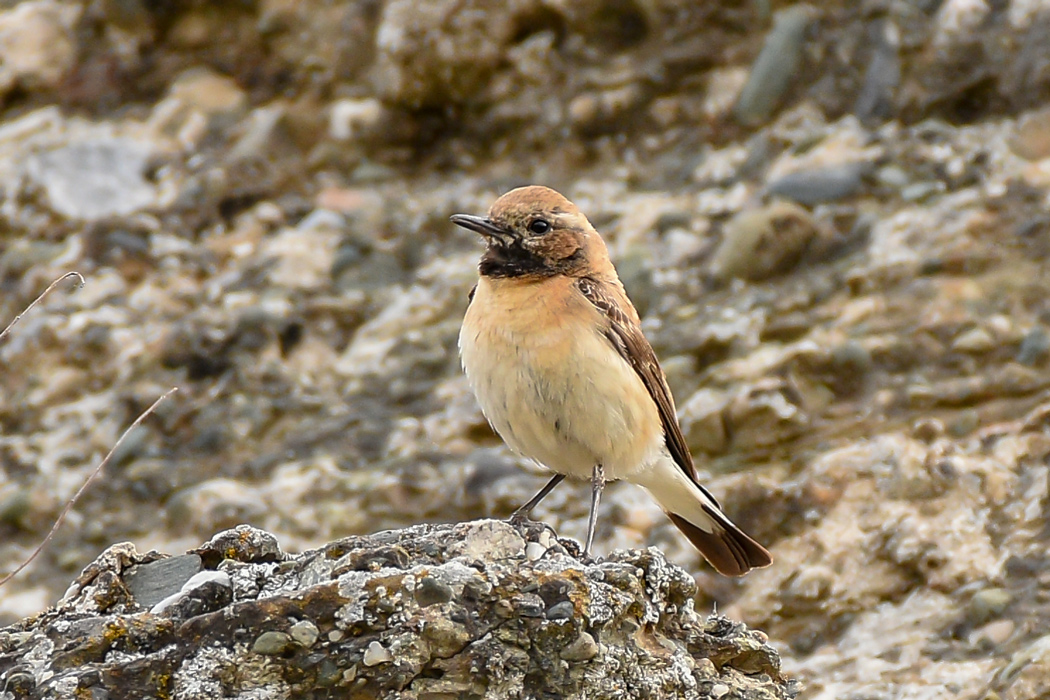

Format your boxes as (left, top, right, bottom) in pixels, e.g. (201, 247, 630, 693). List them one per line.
(0, 0, 80, 97)
(1010, 107, 1050, 161)
(168, 67, 247, 118)
(149, 569, 233, 618)
(253, 631, 294, 656)
(970, 619, 1015, 648)
(1017, 327, 1050, 366)
(545, 600, 575, 621)
(680, 388, 730, 454)
(733, 5, 817, 126)
(414, 576, 454, 607)
(951, 327, 996, 353)
(26, 138, 160, 220)
(709, 200, 820, 281)
(525, 541, 547, 561)
(289, 620, 320, 648)
(123, 554, 203, 609)
(969, 588, 1012, 625)
(854, 20, 901, 123)
(329, 98, 384, 142)
(766, 162, 871, 205)
(560, 631, 599, 661)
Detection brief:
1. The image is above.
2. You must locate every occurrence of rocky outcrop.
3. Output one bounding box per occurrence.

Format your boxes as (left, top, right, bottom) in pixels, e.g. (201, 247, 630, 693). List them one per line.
(0, 521, 794, 699)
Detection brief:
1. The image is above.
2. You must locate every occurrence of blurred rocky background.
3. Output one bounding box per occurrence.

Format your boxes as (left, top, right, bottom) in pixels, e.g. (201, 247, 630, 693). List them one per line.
(1, 0, 1050, 697)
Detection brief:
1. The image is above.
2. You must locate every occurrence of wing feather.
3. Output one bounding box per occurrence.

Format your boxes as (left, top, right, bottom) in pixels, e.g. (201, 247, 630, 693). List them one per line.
(575, 277, 721, 507)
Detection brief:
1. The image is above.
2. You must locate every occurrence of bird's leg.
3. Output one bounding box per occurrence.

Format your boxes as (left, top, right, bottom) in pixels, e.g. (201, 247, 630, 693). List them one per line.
(509, 473, 566, 524)
(584, 463, 606, 555)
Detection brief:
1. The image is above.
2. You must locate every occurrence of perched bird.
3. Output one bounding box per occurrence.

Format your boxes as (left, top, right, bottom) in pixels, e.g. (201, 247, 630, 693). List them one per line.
(453, 185, 772, 576)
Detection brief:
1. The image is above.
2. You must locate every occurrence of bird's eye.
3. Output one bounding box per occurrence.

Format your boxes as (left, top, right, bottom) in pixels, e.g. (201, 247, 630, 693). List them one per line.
(528, 219, 551, 235)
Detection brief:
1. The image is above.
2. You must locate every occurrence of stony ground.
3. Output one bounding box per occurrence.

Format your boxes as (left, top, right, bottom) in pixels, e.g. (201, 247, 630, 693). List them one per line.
(2, 0, 1050, 698)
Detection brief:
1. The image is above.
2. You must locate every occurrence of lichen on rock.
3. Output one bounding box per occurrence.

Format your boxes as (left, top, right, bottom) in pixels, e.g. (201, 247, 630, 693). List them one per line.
(0, 521, 796, 699)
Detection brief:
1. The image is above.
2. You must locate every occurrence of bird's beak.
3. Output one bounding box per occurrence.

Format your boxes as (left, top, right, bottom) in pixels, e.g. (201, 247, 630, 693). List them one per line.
(450, 214, 514, 246)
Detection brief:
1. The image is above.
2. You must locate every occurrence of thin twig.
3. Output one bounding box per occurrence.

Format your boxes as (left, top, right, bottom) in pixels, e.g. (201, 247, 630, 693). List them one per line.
(0, 387, 179, 588)
(0, 271, 85, 345)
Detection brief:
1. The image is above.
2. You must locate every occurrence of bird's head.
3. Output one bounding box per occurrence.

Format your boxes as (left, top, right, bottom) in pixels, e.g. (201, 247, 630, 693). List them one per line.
(451, 185, 611, 280)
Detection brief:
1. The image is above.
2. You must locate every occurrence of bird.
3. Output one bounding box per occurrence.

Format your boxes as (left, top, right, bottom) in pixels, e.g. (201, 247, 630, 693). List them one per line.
(452, 185, 772, 576)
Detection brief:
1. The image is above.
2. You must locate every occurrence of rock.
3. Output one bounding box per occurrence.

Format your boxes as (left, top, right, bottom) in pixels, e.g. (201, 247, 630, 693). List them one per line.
(328, 97, 384, 142)
(289, 620, 320, 648)
(168, 67, 247, 118)
(951, 327, 995, 353)
(372, 0, 534, 106)
(970, 619, 1015, 648)
(969, 587, 1012, 625)
(0, 0, 80, 97)
(0, 522, 796, 699)
(733, 5, 817, 126)
(26, 138, 160, 220)
(766, 162, 871, 206)
(725, 379, 809, 449)
(854, 20, 901, 123)
(709, 200, 820, 282)
(253, 631, 294, 656)
(123, 553, 204, 609)
(5, 2, 1050, 699)
(559, 631, 599, 661)
(679, 388, 730, 454)
(1010, 107, 1050, 161)
(1017, 326, 1050, 366)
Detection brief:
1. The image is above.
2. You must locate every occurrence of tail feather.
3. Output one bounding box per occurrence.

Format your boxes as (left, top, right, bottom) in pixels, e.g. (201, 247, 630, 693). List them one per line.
(637, 456, 772, 576)
(666, 510, 771, 577)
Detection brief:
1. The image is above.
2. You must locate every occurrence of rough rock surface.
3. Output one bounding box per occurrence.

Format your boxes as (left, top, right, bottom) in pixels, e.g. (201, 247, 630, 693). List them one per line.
(2, 1, 1050, 698)
(0, 521, 794, 699)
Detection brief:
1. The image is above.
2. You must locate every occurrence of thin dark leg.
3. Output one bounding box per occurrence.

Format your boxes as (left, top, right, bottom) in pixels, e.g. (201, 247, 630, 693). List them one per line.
(509, 473, 567, 522)
(584, 463, 605, 555)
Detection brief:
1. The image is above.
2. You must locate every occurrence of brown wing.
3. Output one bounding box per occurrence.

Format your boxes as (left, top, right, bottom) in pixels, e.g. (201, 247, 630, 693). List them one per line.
(576, 277, 720, 507)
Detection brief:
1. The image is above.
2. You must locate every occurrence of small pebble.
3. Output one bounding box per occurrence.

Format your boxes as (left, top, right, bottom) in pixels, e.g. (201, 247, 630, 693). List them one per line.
(414, 576, 454, 607)
(947, 409, 980, 438)
(952, 327, 995, 353)
(912, 418, 945, 443)
(1017, 327, 1050, 366)
(252, 631, 293, 656)
(289, 620, 319, 647)
(362, 640, 393, 666)
(970, 619, 1015, 647)
(876, 165, 910, 189)
(559, 631, 599, 661)
(546, 601, 575, 621)
(766, 162, 870, 205)
(1009, 107, 1050, 161)
(970, 588, 1012, 624)
(525, 542, 547, 562)
(711, 683, 731, 698)
(831, 341, 873, 375)
(709, 199, 819, 281)
(900, 181, 946, 202)
(733, 5, 816, 125)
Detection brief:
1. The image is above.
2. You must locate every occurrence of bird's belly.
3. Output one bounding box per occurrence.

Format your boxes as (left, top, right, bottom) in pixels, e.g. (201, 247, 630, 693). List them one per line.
(460, 317, 662, 480)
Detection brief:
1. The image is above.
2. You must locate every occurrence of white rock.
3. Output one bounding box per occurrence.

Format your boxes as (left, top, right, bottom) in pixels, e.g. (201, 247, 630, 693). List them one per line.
(0, 0, 80, 95)
(329, 98, 383, 142)
(26, 139, 159, 220)
(362, 640, 393, 666)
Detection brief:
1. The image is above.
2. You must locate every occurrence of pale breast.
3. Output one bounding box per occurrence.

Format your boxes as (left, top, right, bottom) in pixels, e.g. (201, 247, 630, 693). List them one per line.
(459, 277, 663, 480)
